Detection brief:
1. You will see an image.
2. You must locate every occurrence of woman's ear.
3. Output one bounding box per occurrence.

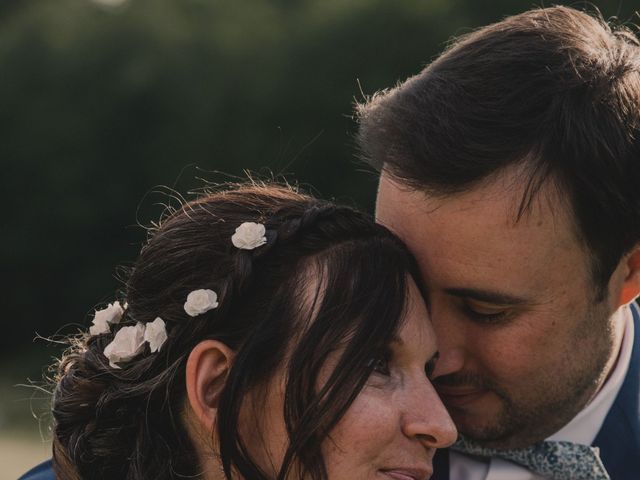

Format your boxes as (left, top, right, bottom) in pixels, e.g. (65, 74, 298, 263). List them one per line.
(618, 244, 640, 306)
(186, 340, 235, 432)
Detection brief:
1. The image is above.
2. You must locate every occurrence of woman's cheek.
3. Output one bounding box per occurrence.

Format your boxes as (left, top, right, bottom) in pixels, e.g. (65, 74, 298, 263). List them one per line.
(325, 388, 397, 461)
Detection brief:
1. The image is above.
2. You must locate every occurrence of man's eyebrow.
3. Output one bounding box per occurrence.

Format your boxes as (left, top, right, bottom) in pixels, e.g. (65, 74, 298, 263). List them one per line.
(443, 287, 528, 305)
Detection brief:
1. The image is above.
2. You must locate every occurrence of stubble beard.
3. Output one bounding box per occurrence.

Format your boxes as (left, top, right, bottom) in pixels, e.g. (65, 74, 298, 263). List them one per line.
(453, 305, 616, 449)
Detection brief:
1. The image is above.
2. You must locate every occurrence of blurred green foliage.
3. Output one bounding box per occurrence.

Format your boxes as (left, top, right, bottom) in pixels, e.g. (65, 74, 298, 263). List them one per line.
(1, 0, 638, 361)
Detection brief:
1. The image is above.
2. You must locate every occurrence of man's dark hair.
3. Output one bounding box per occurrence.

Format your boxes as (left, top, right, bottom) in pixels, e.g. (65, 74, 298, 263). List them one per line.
(357, 6, 640, 297)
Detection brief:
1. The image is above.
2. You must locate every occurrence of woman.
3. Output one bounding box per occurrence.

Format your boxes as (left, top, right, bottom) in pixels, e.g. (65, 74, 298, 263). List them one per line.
(20, 183, 456, 480)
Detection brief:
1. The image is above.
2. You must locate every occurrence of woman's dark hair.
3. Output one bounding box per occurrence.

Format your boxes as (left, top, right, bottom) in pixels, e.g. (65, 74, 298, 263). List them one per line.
(51, 183, 420, 480)
(357, 6, 640, 298)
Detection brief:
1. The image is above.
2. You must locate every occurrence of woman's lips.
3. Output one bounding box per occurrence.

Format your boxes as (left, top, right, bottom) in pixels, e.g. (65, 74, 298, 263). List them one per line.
(435, 385, 487, 408)
(380, 467, 432, 480)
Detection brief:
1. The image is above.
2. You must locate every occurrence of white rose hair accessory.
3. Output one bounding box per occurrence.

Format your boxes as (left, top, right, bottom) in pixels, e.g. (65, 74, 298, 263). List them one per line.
(231, 222, 267, 250)
(99, 315, 168, 367)
(89, 301, 124, 336)
(98, 220, 270, 366)
(184, 289, 219, 317)
(97, 288, 216, 367)
(144, 317, 168, 353)
(103, 322, 147, 368)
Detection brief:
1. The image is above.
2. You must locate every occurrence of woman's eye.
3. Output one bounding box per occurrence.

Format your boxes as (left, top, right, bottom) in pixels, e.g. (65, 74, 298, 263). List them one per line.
(368, 352, 391, 375)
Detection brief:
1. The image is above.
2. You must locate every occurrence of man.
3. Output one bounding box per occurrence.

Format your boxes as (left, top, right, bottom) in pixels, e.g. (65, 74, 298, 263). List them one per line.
(357, 6, 640, 480)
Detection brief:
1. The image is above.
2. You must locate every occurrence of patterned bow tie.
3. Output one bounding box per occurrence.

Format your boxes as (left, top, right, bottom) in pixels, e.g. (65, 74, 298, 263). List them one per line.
(452, 435, 610, 480)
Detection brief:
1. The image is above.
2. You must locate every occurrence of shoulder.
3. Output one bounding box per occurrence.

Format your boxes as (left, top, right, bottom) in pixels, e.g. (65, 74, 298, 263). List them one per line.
(17, 460, 55, 480)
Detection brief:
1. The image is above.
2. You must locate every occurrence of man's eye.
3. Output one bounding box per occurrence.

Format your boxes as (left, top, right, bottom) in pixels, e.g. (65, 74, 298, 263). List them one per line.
(462, 303, 509, 323)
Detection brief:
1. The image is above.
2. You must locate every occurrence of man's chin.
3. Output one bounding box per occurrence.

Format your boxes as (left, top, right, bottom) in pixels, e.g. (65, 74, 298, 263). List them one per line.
(454, 414, 534, 449)
(451, 416, 508, 446)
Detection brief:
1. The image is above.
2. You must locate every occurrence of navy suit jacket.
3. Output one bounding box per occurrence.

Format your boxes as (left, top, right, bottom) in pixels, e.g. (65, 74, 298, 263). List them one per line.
(432, 302, 640, 480)
(17, 460, 54, 480)
(18, 305, 640, 480)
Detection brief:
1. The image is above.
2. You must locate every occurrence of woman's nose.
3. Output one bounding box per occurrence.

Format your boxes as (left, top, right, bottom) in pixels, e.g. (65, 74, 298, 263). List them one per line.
(401, 380, 457, 448)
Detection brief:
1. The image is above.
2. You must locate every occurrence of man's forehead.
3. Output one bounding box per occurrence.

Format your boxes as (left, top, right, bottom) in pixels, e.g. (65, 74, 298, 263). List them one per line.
(376, 166, 572, 228)
(376, 167, 593, 299)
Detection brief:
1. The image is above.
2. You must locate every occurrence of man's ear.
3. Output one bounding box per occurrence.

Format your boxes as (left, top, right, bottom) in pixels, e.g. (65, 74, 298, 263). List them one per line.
(185, 340, 235, 432)
(618, 244, 640, 306)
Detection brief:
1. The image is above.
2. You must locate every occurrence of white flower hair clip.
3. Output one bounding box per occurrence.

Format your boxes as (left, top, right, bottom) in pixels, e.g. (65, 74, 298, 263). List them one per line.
(98, 287, 218, 368)
(99, 220, 269, 368)
(184, 288, 219, 317)
(103, 322, 146, 369)
(144, 317, 168, 353)
(90, 301, 124, 336)
(231, 222, 267, 250)
(102, 317, 168, 368)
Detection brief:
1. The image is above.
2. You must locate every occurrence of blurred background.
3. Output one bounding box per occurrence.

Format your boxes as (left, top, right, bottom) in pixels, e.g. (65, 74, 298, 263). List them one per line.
(1, 0, 638, 477)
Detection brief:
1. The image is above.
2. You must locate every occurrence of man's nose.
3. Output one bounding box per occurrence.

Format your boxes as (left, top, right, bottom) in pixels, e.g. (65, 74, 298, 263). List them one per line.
(431, 347, 465, 380)
(401, 379, 458, 448)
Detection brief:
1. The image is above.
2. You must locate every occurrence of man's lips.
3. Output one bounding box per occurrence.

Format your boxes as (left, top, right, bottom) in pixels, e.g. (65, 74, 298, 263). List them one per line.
(380, 467, 432, 480)
(435, 385, 487, 407)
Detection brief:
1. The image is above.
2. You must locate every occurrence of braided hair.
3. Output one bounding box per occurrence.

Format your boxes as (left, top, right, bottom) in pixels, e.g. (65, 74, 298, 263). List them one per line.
(51, 183, 420, 480)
